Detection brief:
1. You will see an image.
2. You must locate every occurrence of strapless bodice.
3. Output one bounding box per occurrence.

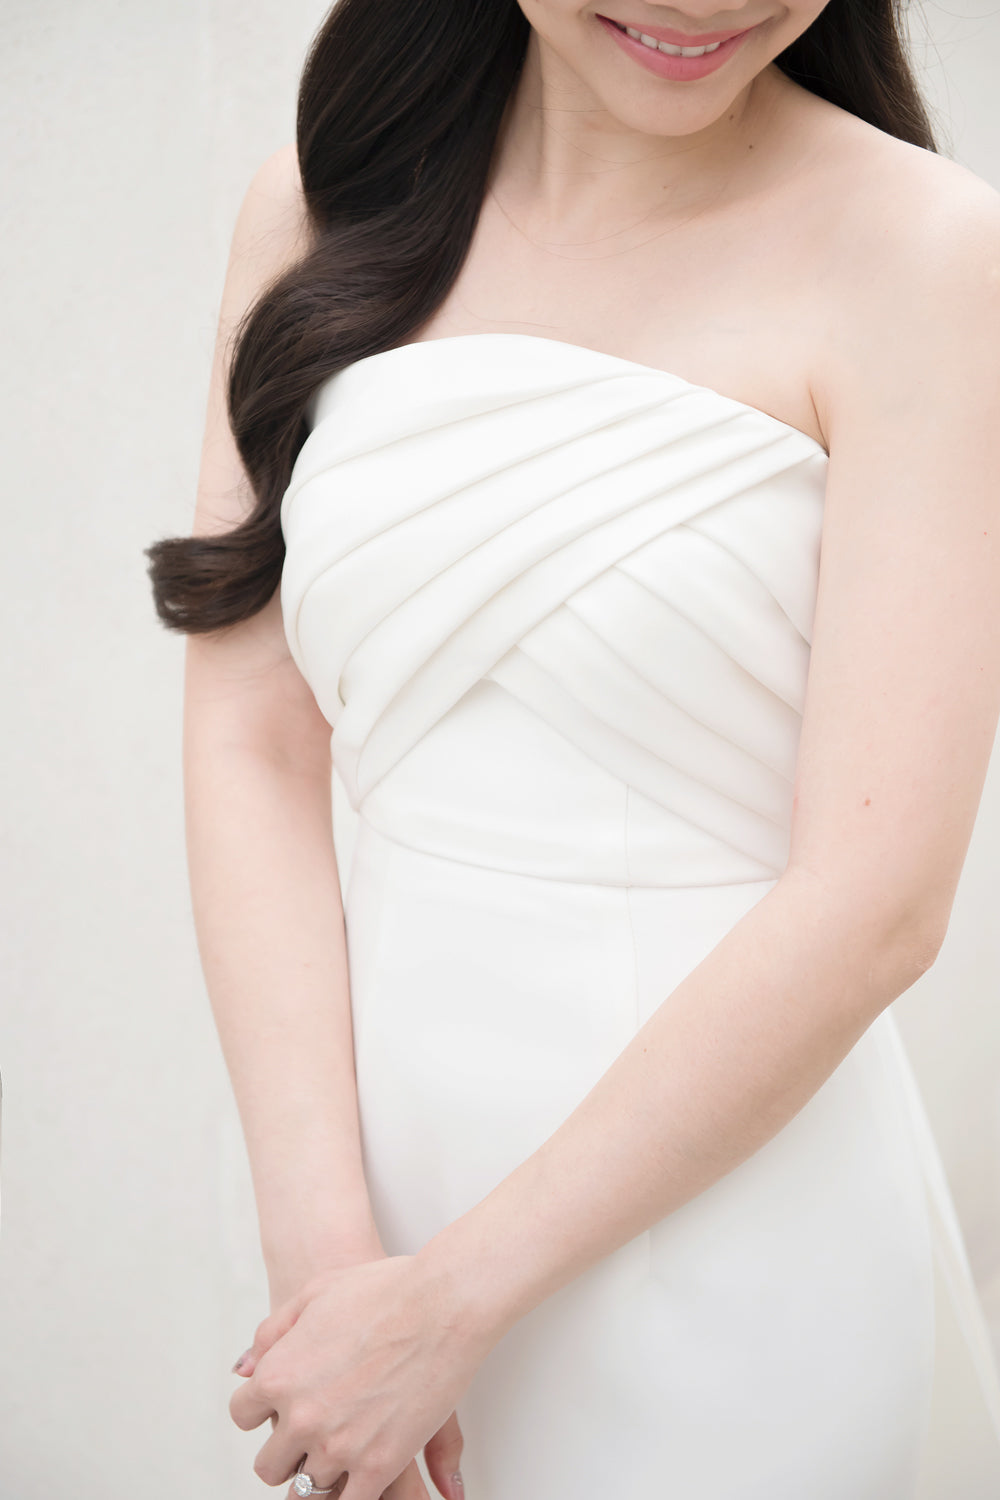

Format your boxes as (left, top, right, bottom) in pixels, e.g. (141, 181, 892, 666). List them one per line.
(279, 333, 829, 887)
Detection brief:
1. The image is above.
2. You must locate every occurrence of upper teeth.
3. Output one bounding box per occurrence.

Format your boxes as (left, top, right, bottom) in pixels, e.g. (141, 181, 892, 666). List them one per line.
(624, 25, 723, 55)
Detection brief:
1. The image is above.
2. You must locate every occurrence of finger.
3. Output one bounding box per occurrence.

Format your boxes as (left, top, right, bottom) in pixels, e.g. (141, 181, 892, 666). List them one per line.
(256, 1422, 339, 1491)
(229, 1356, 288, 1433)
(339, 1464, 392, 1500)
(228, 1374, 278, 1433)
(381, 1456, 430, 1500)
(423, 1411, 465, 1500)
(232, 1286, 311, 1377)
(282, 1455, 348, 1499)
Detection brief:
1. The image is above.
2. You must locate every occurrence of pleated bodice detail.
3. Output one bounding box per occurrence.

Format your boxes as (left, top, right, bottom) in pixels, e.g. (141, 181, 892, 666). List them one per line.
(279, 333, 829, 886)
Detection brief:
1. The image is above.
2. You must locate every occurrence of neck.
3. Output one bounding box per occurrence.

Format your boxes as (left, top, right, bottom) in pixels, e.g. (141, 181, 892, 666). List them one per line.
(488, 28, 783, 236)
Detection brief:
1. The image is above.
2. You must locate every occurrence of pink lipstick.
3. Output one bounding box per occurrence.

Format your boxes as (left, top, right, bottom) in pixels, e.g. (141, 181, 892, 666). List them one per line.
(596, 13, 757, 81)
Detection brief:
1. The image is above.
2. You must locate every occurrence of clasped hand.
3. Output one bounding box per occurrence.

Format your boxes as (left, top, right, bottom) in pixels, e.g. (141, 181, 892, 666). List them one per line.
(230, 1253, 489, 1500)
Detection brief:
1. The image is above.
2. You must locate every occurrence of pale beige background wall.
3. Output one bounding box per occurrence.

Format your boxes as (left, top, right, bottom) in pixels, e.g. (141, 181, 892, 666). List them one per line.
(0, 2, 998, 1495)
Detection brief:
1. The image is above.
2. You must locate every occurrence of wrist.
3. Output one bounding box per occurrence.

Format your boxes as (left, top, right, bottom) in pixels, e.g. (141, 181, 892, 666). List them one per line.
(414, 1199, 540, 1353)
(263, 1216, 385, 1297)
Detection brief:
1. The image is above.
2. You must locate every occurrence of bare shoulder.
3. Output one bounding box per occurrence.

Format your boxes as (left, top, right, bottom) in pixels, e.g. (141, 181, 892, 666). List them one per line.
(784, 93, 1000, 442)
(186, 141, 329, 733)
(227, 140, 313, 291)
(190, 142, 312, 544)
(841, 120, 997, 260)
(782, 82, 1000, 280)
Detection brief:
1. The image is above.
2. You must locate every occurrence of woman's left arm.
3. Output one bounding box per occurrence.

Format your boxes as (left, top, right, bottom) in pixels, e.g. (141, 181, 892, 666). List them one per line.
(231, 169, 1000, 1500)
(419, 162, 1000, 1346)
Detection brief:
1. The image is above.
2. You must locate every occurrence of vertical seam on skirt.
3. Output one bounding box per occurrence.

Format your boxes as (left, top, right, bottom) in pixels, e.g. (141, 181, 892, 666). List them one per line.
(622, 783, 651, 1273)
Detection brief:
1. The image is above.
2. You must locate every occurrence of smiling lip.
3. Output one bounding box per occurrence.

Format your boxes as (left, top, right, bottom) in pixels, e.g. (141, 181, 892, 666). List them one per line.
(597, 14, 753, 45)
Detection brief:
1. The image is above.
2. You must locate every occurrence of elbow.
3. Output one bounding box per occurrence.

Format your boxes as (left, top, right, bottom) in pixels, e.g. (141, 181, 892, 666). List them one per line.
(779, 866, 949, 992)
(861, 909, 943, 1004)
(896, 916, 945, 983)
(873, 887, 951, 980)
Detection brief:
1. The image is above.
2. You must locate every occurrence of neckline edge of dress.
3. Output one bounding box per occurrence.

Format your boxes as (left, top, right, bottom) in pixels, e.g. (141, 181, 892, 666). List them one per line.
(307, 332, 831, 461)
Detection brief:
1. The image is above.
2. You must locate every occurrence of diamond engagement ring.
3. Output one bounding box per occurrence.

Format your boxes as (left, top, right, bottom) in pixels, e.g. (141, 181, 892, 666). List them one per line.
(292, 1465, 336, 1496)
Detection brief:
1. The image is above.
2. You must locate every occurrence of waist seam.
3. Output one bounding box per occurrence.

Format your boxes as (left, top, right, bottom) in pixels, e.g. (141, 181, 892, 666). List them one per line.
(352, 806, 782, 893)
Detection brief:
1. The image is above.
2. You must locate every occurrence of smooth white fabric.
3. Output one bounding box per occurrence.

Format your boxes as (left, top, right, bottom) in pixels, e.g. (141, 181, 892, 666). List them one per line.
(279, 332, 1000, 1498)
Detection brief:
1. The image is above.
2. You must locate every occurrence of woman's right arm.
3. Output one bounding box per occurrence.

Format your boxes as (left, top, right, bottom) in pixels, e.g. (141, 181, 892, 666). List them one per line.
(183, 145, 382, 1308)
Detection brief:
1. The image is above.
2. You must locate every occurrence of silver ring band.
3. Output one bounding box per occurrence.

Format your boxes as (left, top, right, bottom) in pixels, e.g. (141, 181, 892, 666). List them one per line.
(292, 1470, 336, 1495)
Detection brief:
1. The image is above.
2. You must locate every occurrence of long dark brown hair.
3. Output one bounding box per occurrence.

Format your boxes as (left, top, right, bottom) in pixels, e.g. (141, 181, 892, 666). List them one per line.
(146, 0, 940, 635)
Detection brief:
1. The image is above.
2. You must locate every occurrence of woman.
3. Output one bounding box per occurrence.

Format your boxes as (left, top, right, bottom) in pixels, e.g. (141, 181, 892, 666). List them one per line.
(147, 0, 1000, 1495)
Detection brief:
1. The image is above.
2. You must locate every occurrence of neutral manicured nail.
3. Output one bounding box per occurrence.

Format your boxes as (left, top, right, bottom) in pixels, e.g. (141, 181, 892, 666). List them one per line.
(450, 1472, 464, 1494)
(232, 1349, 252, 1373)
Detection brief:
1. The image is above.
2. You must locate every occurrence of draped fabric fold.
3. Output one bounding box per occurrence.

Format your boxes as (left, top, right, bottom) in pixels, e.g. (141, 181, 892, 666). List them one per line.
(281, 333, 826, 882)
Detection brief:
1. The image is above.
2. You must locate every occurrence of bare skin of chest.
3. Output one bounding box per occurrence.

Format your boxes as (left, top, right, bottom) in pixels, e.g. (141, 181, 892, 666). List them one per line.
(409, 75, 875, 454)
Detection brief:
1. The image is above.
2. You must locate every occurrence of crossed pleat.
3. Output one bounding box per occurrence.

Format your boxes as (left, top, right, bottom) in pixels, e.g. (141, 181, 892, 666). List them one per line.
(280, 341, 828, 876)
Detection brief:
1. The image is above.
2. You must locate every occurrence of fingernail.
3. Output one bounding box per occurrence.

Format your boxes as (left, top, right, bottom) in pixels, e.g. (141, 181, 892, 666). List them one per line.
(232, 1349, 252, 1374)
(450, 1472, 464, 1495)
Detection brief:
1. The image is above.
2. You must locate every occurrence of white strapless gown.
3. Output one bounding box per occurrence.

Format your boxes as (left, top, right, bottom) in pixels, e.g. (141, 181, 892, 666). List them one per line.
(279, 333, 1000, 1499)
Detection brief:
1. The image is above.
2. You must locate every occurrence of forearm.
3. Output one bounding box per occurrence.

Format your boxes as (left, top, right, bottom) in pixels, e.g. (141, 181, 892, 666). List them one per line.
(418, 873, 936, 1339)
(185, 738, 379, 1288)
